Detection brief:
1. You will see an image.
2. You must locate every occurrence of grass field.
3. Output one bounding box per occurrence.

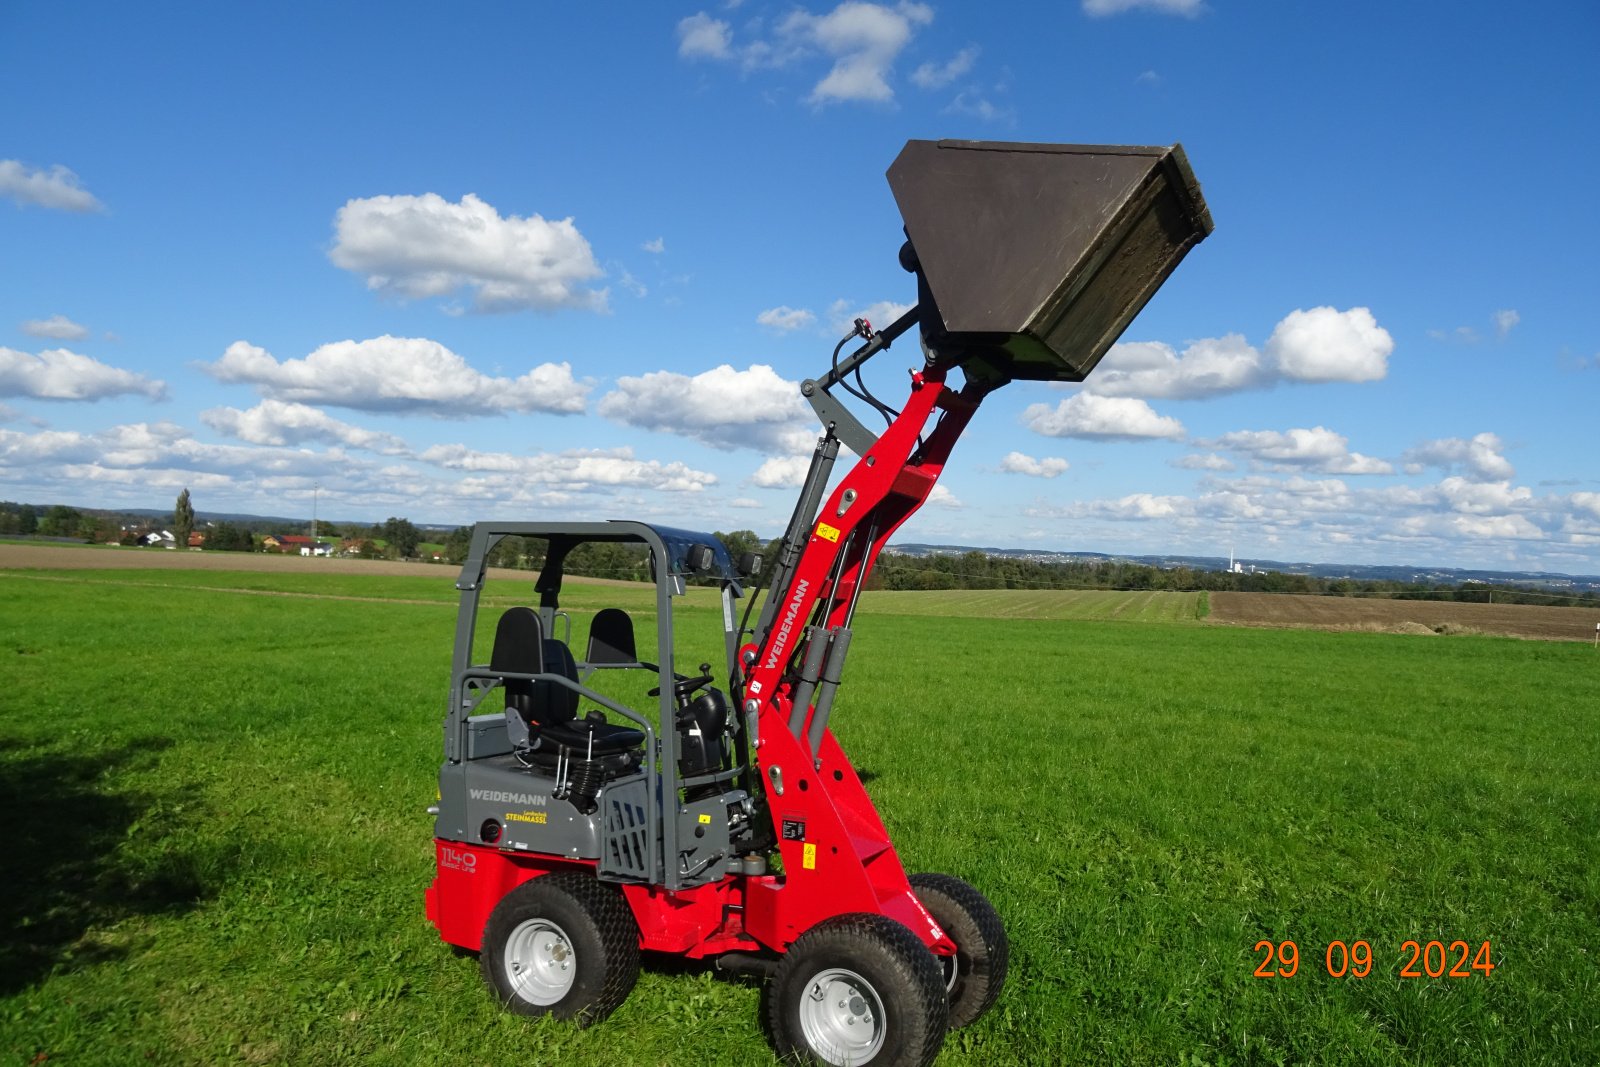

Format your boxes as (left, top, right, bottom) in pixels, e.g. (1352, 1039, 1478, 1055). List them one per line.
(1, 560, 1597, 1065)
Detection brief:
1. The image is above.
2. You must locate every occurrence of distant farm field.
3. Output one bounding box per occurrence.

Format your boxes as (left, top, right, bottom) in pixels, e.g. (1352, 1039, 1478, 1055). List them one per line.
(1211, 590, 1600, 642)
(2, 548, 1598, 1065)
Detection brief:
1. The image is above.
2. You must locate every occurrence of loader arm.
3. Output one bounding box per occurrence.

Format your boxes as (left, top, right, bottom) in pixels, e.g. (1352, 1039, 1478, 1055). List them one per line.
(732, 138, 1213, 952)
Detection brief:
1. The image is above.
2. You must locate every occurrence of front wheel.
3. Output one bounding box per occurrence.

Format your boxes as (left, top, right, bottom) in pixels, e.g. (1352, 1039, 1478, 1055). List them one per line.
(479, 871, 640, 1026)
(909, 872, 1009, 1028)
(768, 913, 948, 1067)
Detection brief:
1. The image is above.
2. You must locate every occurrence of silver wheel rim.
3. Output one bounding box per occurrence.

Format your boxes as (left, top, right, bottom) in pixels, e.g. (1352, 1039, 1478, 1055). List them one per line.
(798, 967, 886, 1065)
(502, 917, 577, 1005)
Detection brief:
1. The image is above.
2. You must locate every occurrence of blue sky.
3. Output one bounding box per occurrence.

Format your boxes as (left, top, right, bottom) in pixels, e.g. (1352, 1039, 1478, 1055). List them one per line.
(3, 1, 1598, 572)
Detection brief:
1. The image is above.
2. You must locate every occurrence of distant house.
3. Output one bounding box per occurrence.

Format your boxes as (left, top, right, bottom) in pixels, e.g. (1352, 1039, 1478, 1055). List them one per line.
(340, 538, 372, 557)
(139, 530, 176, 548)
(187, 532, 206, 548)
(302, 542, 333, 557)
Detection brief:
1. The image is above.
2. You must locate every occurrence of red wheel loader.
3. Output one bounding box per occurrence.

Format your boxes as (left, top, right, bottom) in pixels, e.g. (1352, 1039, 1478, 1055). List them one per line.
(426, 139, 1213, 1066)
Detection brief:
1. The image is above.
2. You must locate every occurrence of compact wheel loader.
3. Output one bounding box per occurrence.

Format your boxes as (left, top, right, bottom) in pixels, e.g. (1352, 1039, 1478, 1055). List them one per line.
(426, 139, 1212, 1066)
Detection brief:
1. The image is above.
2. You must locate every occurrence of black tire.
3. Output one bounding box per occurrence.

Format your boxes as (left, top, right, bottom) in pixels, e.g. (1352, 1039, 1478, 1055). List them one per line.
(909, 873, 1009, 1029)
(768, 913, 948, 1067)
(479, 871, 639, 1026)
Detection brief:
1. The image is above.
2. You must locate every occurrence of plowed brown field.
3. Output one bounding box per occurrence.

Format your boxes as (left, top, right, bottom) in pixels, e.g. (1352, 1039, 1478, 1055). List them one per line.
(1209, 590, 1599, 641)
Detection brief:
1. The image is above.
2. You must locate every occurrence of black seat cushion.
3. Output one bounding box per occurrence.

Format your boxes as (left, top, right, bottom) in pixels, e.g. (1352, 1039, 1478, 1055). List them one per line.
(539, 717, 646, 755)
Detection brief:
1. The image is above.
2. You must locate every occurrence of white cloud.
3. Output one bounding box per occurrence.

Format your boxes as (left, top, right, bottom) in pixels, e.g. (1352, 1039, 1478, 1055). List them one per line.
(927, 483, 961, 508)
(1082, 0, 1204, 16)
(678, 13, 733, 59)
(201, 399, 409, 455)
(910, 46, 977, 90)
(1493, 309, 1520, 338)
(1264, 306, 1393, 383)
(1401, 433, 1515, 482)
(1174, 452, 1235, 471)
(1204, 426, 1393, 475)
(22, 315, 90, 341)
(750, 456, 812, 488)
(781, 2, 934, 104)
(419, 444, 716, 493)
(599, 364, 813, 454)
(1136, 69, 1162, 86)
(0, 160, 105, 212)
(642, 236, 666, 254)
(1022, 393, 1184, 440)
(1087, 335, 1266, 399)
(0, 347, 166, 401)
(828, 298, 914, 336)
(329, 192, 606, 313)
(999, 451, 1069, 478)
(202, 336, 589, 416)
(757, 305, 817, 331)
(729, 497, 764, 509)
(945, 90, 1014, 123)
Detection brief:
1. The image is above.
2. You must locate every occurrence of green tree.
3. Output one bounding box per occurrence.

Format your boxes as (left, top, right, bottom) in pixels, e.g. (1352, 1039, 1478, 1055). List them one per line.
(382, 516, 420, 558)
(174, 488, 195, 548)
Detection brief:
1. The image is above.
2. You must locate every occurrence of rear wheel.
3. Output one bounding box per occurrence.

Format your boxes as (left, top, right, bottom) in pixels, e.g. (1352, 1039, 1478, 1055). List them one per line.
(480, 871, 639, 1025)
(909, 873, 1008, 1028)
(768, 913, 948, 1067)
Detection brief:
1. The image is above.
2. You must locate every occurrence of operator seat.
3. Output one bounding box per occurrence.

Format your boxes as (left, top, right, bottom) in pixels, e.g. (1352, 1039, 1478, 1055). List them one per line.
(491, 607, 644, 763)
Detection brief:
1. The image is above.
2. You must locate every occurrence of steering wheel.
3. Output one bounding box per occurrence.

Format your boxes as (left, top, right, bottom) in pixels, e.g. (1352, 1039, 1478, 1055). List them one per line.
(649, 662, 714, 700)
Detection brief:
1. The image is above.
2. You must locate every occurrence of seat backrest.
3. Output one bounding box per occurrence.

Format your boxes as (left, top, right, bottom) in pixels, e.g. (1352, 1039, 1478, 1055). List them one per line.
(587, 607, 639, 666)
(491, 607, 579, 730)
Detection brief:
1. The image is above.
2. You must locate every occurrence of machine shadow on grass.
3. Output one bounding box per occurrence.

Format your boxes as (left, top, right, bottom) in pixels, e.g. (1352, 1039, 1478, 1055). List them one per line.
(0, 737, 226, 995)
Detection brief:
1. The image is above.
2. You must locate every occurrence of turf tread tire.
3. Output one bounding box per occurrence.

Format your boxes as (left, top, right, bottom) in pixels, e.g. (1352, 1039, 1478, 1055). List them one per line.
(479, 870, 639, 1026)
(909, 872, 1009, 1029)
(768, 912, 948, 1067)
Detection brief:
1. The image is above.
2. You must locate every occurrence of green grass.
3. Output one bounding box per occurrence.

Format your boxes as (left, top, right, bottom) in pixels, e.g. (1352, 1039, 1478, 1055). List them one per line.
(0, 568, 1596, 1065)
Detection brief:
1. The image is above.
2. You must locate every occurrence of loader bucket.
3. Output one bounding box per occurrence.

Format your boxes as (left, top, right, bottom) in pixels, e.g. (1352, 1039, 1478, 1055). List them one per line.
(887, 139, 1213, 382)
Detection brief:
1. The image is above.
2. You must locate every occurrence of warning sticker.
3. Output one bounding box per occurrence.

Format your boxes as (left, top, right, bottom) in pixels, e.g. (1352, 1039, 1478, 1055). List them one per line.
(803, 843, 817, 870)
(815, 522, 841, 543)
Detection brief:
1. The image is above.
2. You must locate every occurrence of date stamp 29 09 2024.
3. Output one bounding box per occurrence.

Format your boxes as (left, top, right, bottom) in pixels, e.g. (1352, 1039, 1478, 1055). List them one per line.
(1253, 939, 1495, 979)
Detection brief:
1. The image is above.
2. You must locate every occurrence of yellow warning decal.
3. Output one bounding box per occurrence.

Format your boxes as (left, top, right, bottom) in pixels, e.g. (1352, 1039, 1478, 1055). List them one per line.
(803, 843, 817, 870)
(698, 813, 712, 824)
(816, 522, 840, 543)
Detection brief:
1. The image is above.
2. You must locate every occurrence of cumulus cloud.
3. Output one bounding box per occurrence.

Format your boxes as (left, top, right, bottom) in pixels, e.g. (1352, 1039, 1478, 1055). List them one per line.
(927, 483, 961, 507)
(1202, 426, 1393, 475)
(0, 347, 165, 401)
(329, 192, 606, 313)
(828, 298, 914, 336)
(1401, 433, 1515, 482)
(1022, 393, 1184, 440)
(420, 444, 715, 492)
(910, 46, 977, 89)
(201, 336, 589, 416)
(0, 160, 105, 212)
(22, 315, 90, 341)
(1264, 306, 1393, 383)
(999, 451, 1069, 478)
(1088, 334, 1266, 399)
(1493, 309, 1520, 337)
(749, 456, 812, 488)
(598, 363, 813, 454)
(1082, 0, 1204, 15)
(683, 3, 933, 105)
(1174, 452, 1235, 471)
(782, 2, 933, 104)
(757, 306, 817, 331)
(1084, 308, 1392, 401)
(202, 399, 410, 454)
(677, 12, 733, 58)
